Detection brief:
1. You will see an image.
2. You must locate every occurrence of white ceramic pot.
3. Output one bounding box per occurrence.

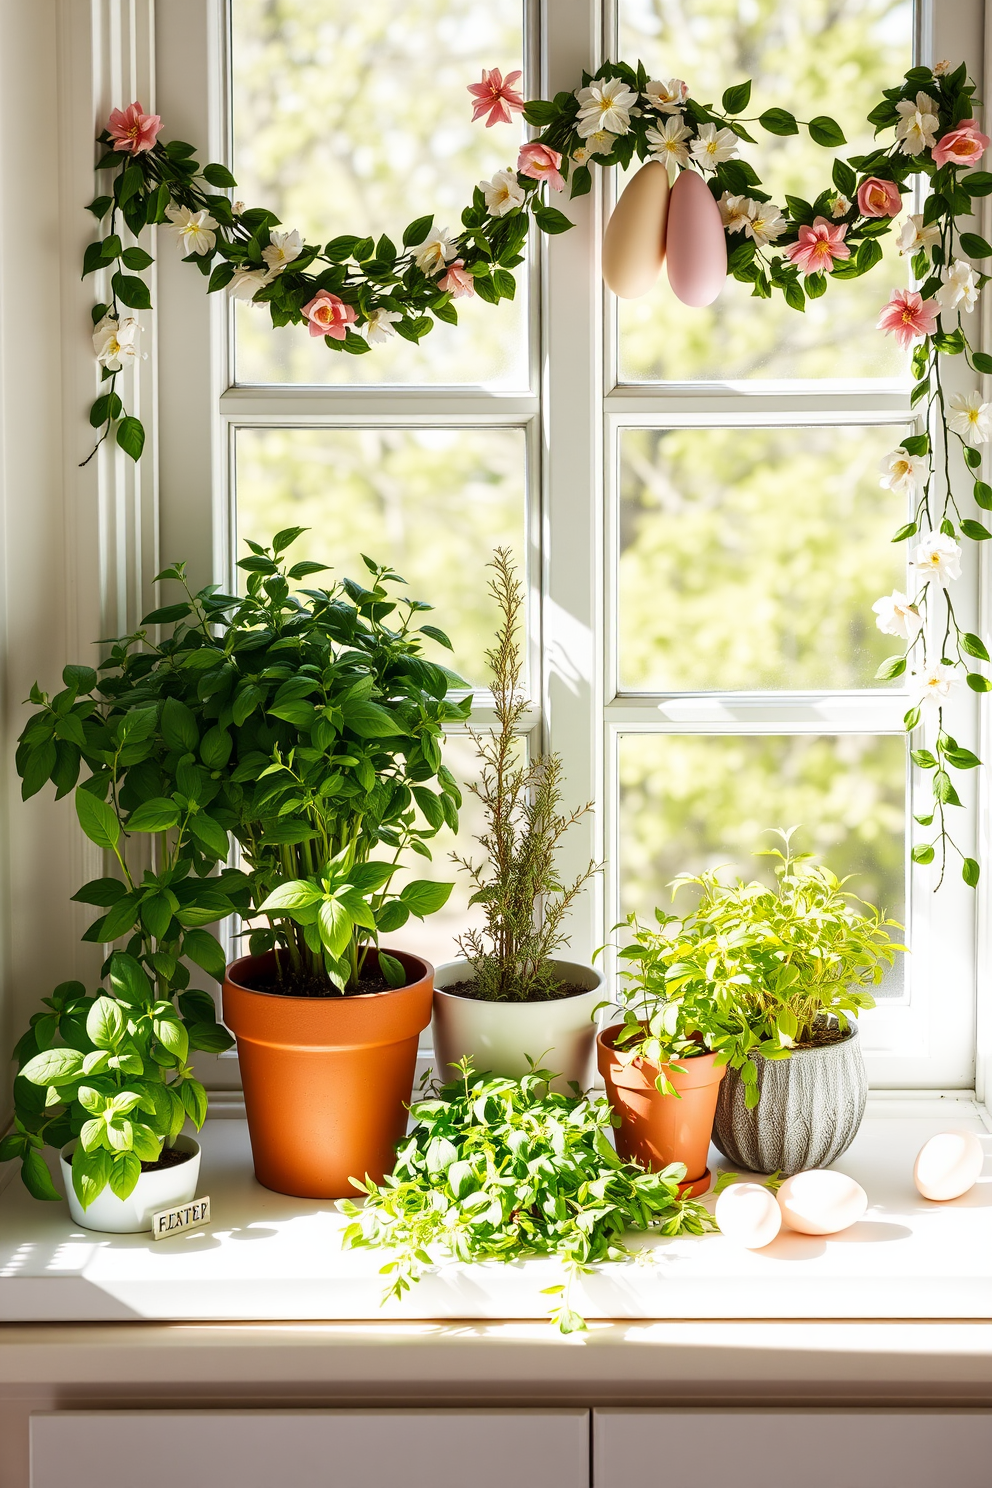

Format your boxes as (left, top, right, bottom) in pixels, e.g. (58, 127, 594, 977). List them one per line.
(432, 958, 604, 1093)
(60, 1134, 201, 1233)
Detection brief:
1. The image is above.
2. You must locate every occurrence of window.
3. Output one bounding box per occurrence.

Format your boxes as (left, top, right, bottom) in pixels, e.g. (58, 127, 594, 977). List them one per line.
(155, 0, 986, 1090)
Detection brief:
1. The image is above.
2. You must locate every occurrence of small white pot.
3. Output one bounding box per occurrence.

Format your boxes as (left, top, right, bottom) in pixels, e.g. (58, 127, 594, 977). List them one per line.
(59, 1134, 201, 1234)
(432, 958, 604, 1093)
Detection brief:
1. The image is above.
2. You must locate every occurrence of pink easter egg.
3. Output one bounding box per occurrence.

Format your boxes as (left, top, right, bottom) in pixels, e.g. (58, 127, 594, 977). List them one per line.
(665, 169, 727, 308)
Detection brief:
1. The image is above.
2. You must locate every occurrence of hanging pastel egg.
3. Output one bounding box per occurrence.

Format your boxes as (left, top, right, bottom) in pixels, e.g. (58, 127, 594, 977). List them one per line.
(715, 1181, 782, 1249)
(776, 1170, 868, 1236)
(665, 168, 727, 308)
(602, 161, 670, 299)
(914, 1130, 984, 1201)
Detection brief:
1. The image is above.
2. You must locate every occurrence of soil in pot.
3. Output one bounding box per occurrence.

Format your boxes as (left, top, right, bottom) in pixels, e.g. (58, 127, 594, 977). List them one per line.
(222, 947, 434, 1200)
(141, 1146, 194, 1173)
(597, 1022, 725, 1194)
(443, 978, 591, 1002)
(237, 960, 397, 999)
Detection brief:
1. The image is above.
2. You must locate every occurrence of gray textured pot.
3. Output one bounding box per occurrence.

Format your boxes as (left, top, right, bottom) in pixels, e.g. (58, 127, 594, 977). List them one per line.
(712, 1022, 867, 1175)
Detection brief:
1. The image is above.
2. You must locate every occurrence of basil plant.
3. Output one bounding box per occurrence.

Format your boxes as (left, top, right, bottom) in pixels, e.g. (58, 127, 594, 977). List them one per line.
(7, 528, 468, 1203)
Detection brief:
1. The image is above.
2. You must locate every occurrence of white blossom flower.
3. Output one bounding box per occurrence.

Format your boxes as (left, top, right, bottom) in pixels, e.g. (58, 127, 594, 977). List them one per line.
(947, 391, 992, 447)
(363, 307, 403, 344)
(932, 60, 951, 77)
(689, 123, 739, 171)
(480, 169, 526, 218)
(913, 530, 963, 585)
(936, 258, 980, 315)
(718, 192, 752, 233)
(895, 91, 940, 156)
(643, 78, 688, 114)
(829, 193, 852, 219)
(164, 203, 217, 255)
(745, 202, 786, 247)
(575, 77, 637, 138)
(92, 314, 140, 370)
(898, 213, 941, 257)
(879, 446, 928, 496)
(232, 200, 245, 216)
(412, 226, 456, 276)
(916, 662, 958, 705)
(261, 228, 303, 277)
(582, 129, 616, 155)
(227, 266, 271, 301)
(571, 146, 591, 165)
(645, 116, 692, 167)
(872, 590, 923, 640)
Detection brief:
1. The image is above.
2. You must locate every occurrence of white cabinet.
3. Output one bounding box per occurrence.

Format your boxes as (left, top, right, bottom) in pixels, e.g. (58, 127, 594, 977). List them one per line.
(29, 1409, 590, 1488)
(592, 1408, 992, 1488)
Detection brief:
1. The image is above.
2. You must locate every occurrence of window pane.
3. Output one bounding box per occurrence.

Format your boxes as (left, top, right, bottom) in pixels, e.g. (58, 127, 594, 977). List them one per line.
(235, 426, 526, 688)
(616, 0, 913, 382)
(618, 424, 909, 692)
(230, 0, 528, 387)
(618, 732, 906, 994)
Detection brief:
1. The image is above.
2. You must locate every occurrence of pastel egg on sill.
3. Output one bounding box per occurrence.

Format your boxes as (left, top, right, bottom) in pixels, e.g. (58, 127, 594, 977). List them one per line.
(665, 168, 727, 308)
(602, 160, 670, 299)
(715, 1181, 782, 1249)
(914, 1130, 984, 1201)
(776, 1170, 868, 1236)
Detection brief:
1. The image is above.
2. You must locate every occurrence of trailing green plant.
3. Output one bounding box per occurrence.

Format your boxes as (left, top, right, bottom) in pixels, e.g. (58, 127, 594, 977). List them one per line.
(340, 1059, 715, 1332)
(452, 549, 597, 1000)
(1, 957, 212, 1207)
(609, 829, 904, 1108)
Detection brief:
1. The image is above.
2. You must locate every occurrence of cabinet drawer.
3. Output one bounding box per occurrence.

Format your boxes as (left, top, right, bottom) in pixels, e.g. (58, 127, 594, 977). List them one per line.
(593, 1408, 992, 1488)
(30, 1409, 590, 1488)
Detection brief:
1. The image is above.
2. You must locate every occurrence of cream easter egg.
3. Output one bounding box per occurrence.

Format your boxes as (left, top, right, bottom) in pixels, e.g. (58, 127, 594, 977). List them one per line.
(914, 1130, 984, 1201)
(602, 161, 670, 299)
(715, 1182, 782, 1249)
(665, 169, 727, 308)
(777, 1170, 868, 1236)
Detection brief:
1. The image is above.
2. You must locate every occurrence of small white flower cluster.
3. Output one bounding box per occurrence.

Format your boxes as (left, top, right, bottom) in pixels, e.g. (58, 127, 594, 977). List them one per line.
(92, 313, 141, 371)
(717, 191, 786, 247)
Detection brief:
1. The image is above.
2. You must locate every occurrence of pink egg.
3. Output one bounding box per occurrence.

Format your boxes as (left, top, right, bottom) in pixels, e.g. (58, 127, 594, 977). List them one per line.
(665, 169, 727, 308)
(602, 161, 670, 300)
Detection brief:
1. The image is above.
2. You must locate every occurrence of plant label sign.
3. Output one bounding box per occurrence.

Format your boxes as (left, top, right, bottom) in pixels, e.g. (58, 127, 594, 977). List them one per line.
(151, 1196, 211, 1240)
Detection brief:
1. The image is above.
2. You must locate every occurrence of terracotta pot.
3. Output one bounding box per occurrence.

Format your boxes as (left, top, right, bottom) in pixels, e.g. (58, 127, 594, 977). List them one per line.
(597, 1022, 725, 1194)
(432, 957, 603, 1094)
(222, 948, 433, 1200)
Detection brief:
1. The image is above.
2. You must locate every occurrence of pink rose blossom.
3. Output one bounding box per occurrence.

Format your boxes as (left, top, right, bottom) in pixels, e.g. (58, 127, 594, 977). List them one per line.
(933, 119, 991, 168)
(783, 216, 851, 277)
(301, 291, 357, 341)
(516, 142, 565, 192)
(856, 176, 902, 218)
(438, 259, 475, 298)
(467, 68, 525, 128)
(107, 101, 162, 154)
(877, 288, 939, 349)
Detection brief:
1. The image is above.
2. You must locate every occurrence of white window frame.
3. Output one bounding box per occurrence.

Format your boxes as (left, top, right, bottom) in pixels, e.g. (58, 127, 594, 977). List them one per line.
(146, 0, 992, 1094)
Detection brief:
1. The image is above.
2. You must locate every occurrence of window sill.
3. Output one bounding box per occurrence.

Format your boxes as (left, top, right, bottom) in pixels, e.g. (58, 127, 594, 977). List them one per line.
(1, 1098, 990, 1325)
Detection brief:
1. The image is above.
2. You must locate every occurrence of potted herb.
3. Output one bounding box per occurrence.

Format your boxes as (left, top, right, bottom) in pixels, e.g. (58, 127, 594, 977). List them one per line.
(602, 830, 903, 1179)
(11, 528, 468, 1202)
(341, 1059, 715, 1332)
(3, 960, 211, 1231)
(431, 551, 601, 1092)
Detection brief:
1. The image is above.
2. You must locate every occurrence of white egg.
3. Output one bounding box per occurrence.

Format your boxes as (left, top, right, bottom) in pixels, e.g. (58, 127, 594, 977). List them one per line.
(914, 1130, 984, 1201)
(715, 1182, 782, 1249)
(777, 1170, 868, 1236)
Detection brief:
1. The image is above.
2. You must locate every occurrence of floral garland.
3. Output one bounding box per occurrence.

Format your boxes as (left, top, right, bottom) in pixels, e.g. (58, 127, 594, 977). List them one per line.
(84, 62, 992, 888)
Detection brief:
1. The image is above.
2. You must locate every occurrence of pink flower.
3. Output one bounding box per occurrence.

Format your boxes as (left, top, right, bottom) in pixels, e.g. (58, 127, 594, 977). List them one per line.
(516, 142, 564, 192)
(438, 259, 475, 298)
(856, 177, 902, 218)
(467, 68, 525, 128)
(783, 216, 851, 277)
(107, 101, 162, 154)
(301, 291, 357, 341)
(877, 288, 939, 349)
(933, 120, 991, 169)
